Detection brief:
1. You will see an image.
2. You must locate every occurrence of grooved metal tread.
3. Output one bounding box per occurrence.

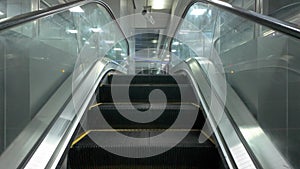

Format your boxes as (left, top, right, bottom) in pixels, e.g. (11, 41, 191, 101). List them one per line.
(72, 130, 214, 148)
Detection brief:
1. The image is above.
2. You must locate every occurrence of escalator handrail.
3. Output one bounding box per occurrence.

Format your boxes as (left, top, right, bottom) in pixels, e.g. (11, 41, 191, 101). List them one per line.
(0, 0, 129, 55)
(212, 0, 300, 53)
(172, 0, 300, 43)
(170, 0, 300, 58)
(202, 0, 300, 39)
(179, 0, 300, 54)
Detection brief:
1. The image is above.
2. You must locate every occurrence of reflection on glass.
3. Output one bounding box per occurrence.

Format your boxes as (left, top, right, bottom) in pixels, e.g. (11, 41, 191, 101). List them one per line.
(268, 2, 300, 26)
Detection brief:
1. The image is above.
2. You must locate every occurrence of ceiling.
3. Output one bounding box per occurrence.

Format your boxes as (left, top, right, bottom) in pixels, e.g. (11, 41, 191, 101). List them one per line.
(133, 0, 174, 13)
(131, 0, 175, 63)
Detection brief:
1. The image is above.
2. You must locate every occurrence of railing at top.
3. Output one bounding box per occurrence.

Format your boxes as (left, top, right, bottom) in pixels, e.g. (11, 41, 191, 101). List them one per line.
(173, 0, 300, 41)
(201, 0, 300, 39)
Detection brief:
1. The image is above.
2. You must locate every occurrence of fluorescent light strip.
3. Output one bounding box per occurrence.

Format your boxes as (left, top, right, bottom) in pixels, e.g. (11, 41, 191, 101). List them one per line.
(190, 8, 207, 16)
(66, 29, 78, 34)
(152, 40, 158, 44)
(89, 28, 103, 33)
(263, 30, 275, 37)
(105, 40, 115, 44)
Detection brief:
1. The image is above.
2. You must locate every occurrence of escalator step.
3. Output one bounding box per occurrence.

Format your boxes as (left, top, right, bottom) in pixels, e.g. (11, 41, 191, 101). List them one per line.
(85, 103, 204, 129)
(97, 84, 196, 103)
(107, 74, 189, 85)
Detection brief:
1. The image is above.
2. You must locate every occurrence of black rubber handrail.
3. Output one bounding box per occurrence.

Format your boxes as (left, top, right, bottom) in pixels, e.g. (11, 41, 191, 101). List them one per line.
(0, 0, 129, 55)
(204, 0, 300, 39)
(169, 0, 300, 60)
(172, 0, 300, 42)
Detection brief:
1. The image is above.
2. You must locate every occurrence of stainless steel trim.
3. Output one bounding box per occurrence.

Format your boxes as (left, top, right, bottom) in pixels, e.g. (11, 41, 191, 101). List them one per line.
(0, 75, 73, 169)
(170, 64, 236, 169)
(0, 61, 126, 169)
(170, 59, 257, 169)
(24, 60, 125, 169)
(225, 77, 292, 169)
(48, 62, 126, 169)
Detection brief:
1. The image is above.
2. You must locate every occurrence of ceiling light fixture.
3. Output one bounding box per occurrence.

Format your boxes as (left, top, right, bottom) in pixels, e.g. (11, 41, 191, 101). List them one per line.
(152, 40, 158, 44)
(152, 0, 166, 10)
(69, 6, 84, 13)
(172, 41, 180, 46)
(105, 40, 115, 44)
(89, 28, 103, 33)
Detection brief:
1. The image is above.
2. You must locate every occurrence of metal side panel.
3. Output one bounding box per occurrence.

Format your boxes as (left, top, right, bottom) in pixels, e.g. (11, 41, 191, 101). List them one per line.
(0, 59, 125, 169)
(0, 75, 73, 169)
(170, 59, 256, 169)
(23, 60, 126, 169)
(221, 72, 293, 169)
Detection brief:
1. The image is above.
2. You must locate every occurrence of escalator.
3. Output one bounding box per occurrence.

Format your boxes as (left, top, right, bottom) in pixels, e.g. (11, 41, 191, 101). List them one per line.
(68, 74, 226, 169)
(0, 0, 300, 169)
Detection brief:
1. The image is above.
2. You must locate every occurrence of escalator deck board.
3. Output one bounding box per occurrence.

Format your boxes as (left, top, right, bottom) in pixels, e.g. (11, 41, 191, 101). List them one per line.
(97, 84, 197, 103)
